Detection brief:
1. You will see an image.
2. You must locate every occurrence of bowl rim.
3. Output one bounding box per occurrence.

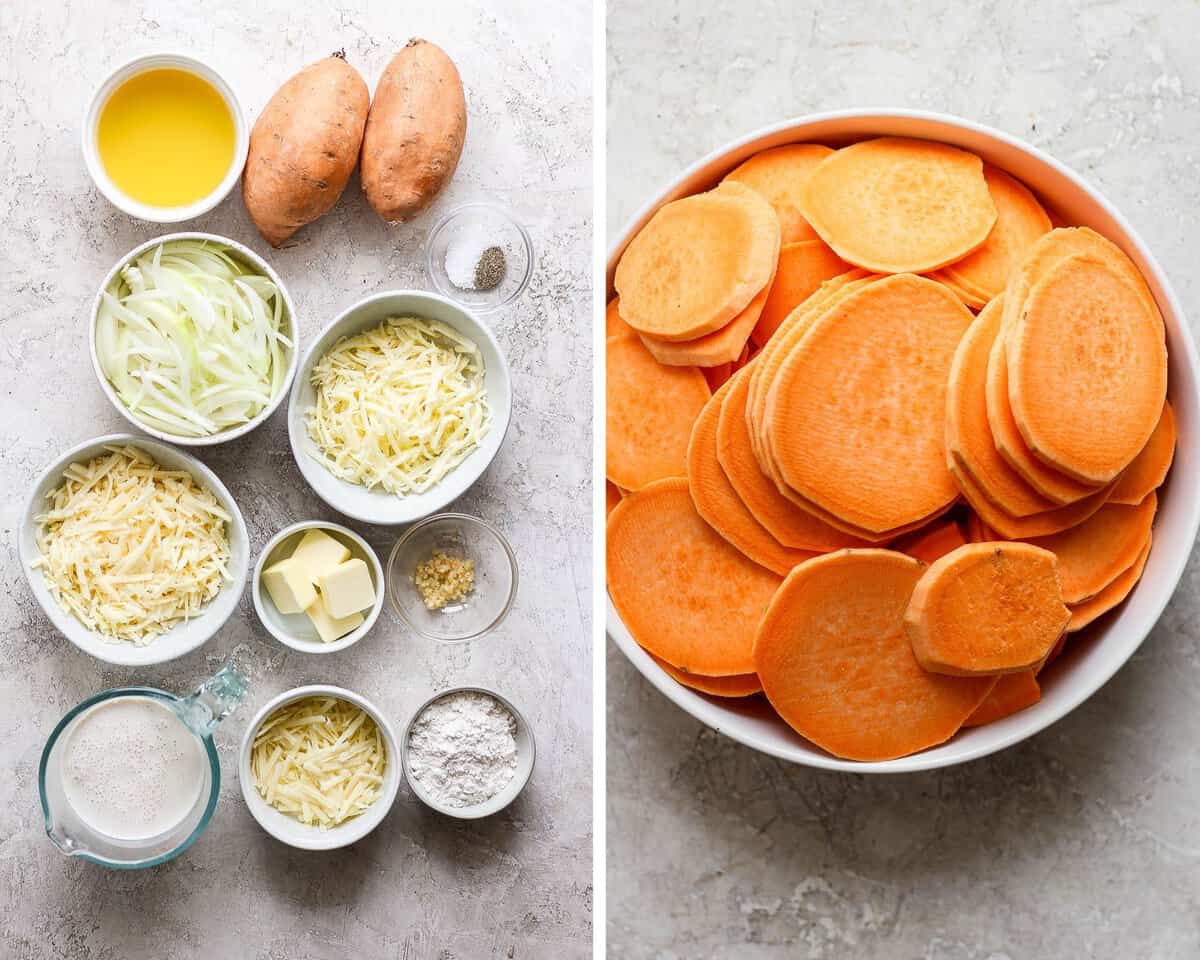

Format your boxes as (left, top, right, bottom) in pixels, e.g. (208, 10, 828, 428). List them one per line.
(88, 231, 300, 447)
(81, 51, 250, 223)
(399, 684, 536, 819)
(424, 201, 535, 312)
(17, 432, 249, 667)
(237, 683, 402, 850)
(605, 106, 1200, 773)
(385, 512, 520, 643)
(251, 520, 386, 654)
(287, 289, 512, 525)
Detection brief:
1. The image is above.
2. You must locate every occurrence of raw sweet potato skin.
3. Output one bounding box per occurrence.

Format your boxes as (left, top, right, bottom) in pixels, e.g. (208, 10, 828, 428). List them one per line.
(361, 39, 467, 223)
(242, 53, 369, 247)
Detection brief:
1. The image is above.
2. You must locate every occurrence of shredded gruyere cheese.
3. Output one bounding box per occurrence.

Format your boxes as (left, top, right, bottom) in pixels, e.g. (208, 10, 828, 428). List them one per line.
(251, 696, 387, 828)
(305, 316, 492, 495)
(31, 444, 232, 645)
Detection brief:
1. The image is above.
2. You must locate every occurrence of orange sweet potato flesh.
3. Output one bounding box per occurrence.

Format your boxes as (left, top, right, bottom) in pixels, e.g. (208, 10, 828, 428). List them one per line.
(950, 458, 1111, 540)
(723, 143, 834, 243)
(615, 181, 780, 342)
(930, 271, 987, 311)
(649, 653, 762, 698)
(608, 478, 781, 675)
(904, 542, 1070, 676)
(963, 511, 996, 543)
(606, 297, 636, 340)
(755, 550, 996, 761)
(1008, 254, 1167, 485)
(1027, 493, 1157, 604)
(1110, 402, 1175, 505)
(1067, 532, 1152, 632)
(766, 274, 972, 533)
(605, 335, 710, 490)
(946, 297, 1057, 518)
(893, 519, 967, 565)
(752, 240, 849, 346)
(964, 670, 1041, 727)
(798, 138, 997, 274)
(605, 481, 623, 517)
(688, 381, 818, 576)
(703, 362, 733, 392)
(716, 367, 868, 552)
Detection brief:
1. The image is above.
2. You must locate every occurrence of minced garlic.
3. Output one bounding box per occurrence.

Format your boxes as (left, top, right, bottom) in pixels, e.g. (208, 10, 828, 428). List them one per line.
(413, 551, 475, 610)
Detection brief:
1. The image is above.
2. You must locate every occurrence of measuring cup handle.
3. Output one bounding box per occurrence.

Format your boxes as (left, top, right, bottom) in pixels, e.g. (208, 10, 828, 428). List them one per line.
(177, 663, 251, 737)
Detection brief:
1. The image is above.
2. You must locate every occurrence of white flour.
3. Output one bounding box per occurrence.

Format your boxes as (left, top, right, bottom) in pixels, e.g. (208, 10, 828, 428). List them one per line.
(407, 691, 518, 808)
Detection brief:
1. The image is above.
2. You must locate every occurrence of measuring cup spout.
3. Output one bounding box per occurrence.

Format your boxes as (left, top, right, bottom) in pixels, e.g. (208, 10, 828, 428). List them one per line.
(173, 662, 250, 737)
(46, 822, 80, 856)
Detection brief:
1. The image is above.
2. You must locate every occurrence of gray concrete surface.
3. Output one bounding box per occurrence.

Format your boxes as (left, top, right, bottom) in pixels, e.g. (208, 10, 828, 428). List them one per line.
(1, 2, 591, 958)
(607, 1, 1200, 956)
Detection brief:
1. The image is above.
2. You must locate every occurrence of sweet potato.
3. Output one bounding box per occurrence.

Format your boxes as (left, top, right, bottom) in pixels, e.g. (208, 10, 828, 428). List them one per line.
(1027, 494, 1157, 604)
(360, 39, 467, 223)
(1110, 402, 1175, 505)
(606, 297, 635, 340)
(798, 138, 997, 273)
(607, 478, 781, 675)
(242, 52, 369, 247)
(1007, 254, 1167, 484)
(605, 481, 623, 517)
(893, 519, 967, 565)
(932, 271, 987, 311)
(904, 543, 1070, 676)
(688, 381, 818, 575)
(615, 181, 780, 342)
(605, 335, 710, 490)
(650, 653, 762, 698)
(755, 550, 996, 760)
(752, 240, 849, 346)
(723, 143, 834, 242)
(1067, 533, 1152, 632)
(765, 274, 972, 533)
(703, 362, 733, 392)
(964, 670, 1041, 727)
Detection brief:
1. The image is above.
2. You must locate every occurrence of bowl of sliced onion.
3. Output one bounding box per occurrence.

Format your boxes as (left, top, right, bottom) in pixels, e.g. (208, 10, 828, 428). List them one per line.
(89, 232, 299, 446)
(288, 290, 512, 525)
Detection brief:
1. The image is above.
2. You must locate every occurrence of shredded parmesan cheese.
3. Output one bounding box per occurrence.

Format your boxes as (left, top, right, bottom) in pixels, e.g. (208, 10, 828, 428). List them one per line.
(305, 316, 492, 495)
(251, 696, 387, 828)
(31, 445, 232, 645)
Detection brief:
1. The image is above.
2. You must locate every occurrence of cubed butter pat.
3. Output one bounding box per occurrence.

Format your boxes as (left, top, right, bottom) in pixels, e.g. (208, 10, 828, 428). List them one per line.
(305, 593, 364, 644)
(261, 557, 317, 614)
(316, 558, 376, 619)
(290, 529, 351, 581)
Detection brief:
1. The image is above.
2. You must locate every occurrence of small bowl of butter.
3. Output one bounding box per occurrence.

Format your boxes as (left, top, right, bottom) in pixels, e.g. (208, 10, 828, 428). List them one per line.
(83, 52, 249, 222)
(252, 521, 385, 654)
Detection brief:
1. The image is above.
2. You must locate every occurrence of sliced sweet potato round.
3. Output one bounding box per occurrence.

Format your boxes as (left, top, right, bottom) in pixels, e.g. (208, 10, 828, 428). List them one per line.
(752, 240, 849, 345)
(649, 653, 762, 698)
(605, 481, 623, 516)
(606, 297, 635, 340)
(755, 550, 996, 761)
(946, 297, 1057, 517)
(723, 143, 834, 242)
(964, 670, 1041, 727)
(892, 519, 967, 565)
(614, 180, 780, 342)
(1110, 402, 1175, 505)
(607, 478, 781, 676)
(904, 542, 1070, 676)
(1008, 254, 1167, 484)
(1067, 532, 1153, 633)
(605, 335, 710, 490)
(798, 137, 997, 274)
(766, 274, 972, 533)
(931, 270, 987, 310)
(1027, 493, 1157, 604)
(688, 380, 818, 575)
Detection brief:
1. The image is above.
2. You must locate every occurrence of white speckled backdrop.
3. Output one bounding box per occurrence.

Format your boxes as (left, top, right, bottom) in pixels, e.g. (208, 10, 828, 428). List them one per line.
(608, 1, 1200, 956)
(1, 2, 592, 958)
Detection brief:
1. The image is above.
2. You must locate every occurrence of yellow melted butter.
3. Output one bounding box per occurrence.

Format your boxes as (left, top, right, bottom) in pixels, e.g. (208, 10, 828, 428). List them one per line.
(97, 68, 235, 208)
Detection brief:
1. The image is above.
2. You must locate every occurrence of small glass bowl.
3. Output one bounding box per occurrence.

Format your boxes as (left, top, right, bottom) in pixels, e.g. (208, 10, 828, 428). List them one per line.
(387, 514, 518, 642)
(424, 203, 533, 312)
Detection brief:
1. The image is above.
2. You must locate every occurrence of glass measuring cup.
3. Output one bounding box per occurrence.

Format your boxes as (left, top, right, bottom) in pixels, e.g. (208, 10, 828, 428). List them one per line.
(38, 664, 249, 869)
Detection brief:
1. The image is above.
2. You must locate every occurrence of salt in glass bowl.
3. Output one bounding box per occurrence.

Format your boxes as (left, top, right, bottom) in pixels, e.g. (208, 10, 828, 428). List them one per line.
(424, 202, 533, 312)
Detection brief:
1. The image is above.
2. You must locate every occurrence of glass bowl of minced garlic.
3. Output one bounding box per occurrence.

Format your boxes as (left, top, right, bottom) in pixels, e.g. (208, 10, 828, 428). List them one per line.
(386, 513, 517, 642)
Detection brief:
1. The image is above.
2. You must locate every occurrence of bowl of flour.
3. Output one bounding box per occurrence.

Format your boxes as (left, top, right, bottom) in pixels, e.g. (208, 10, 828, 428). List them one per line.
(401, 686, 535, 819)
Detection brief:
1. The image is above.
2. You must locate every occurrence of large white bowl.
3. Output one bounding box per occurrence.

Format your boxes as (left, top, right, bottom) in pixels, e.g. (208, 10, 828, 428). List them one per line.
(89, 232, 299, 446)
(17, 433, 249, 666)
(288, 291, 512, 525)
(606, 108, 1200, 773)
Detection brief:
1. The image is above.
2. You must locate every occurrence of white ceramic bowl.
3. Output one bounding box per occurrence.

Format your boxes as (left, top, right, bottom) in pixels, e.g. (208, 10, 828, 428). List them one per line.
(17, 433, 249, 666)
(606, 108, 1200, 773)
(400, 686, 535, 819)
(82, 52, 249, 222)
(238, 685, 402, 850)
(89, 231, 299, 447)
(251, 521, 385, 654)
(288, 290, 512, 525)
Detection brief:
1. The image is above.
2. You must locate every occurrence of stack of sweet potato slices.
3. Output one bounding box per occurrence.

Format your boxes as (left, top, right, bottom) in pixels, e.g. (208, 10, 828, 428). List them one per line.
(606, 136, 1174, 760)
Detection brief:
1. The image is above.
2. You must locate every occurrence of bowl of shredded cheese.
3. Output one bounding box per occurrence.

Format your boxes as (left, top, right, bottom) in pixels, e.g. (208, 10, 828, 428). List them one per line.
(238, 685, 401, 850)
(17, 433, 248, 665)
(287, 290, 511, 525)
